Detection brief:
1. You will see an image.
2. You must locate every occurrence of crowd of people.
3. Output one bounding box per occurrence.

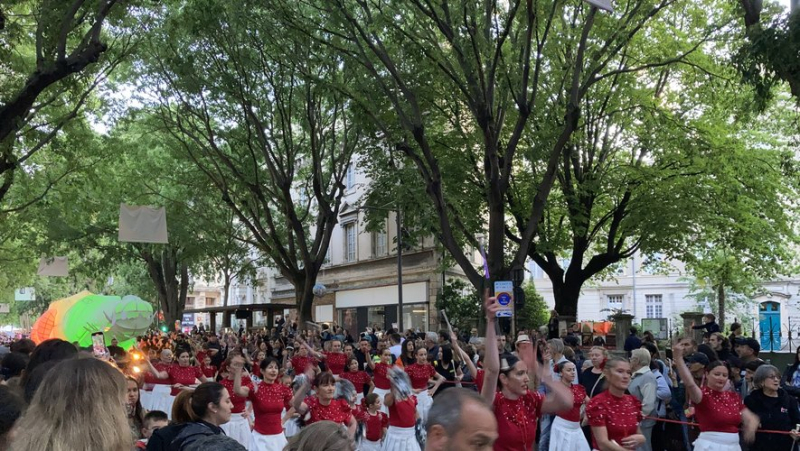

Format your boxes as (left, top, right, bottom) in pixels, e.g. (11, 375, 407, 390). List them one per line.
(1, 304, 800, 450)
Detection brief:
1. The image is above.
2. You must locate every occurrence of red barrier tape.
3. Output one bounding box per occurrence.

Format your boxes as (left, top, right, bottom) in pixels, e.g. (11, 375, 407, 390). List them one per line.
(643, 415, 795, 436)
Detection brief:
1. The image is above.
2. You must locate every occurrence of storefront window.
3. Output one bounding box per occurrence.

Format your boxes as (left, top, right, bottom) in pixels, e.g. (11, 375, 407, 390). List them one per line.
(340, 308, 357, 336)
(402, 303, 428, 333)
(367, 306, 386, 330)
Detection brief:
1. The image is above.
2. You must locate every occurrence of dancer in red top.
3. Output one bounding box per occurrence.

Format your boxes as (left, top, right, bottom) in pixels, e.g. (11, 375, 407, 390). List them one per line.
(290, 344, 319, 375)
(383, 371, 421, 451)
(368, 348, 394, 414)
(480, 290, 572, 451)
(145, 348, 210, 418)
(140, 347, 170, 411)
(200, 355, 217, 379)
(586, 357, 646, 451)
(341, 357, 373, 405)
(218, 354, 253, 448)
(672, 341, 758, 451)
(292, 370, 357, 437)
(233, 356, 293, 450)
(404, 346, 444, 424)
(551, 360, 590, 451)
(360, 393, 388, 451)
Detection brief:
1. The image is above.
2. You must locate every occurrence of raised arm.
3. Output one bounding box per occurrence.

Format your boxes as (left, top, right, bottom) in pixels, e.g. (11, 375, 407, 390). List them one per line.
(145, 357, 169, 379)
(480, 289, 500, 405)
(290, 369, 313, 415)
(671, 342, 702, 404)
(450, 332, 478, 380)
(232, 367, 252, 398)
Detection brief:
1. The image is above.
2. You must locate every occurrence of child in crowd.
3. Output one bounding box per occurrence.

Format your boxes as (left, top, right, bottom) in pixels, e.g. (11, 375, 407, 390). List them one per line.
(134, 410, 169, 449)
(200, 355, 217, 379)
(359, 393, 388, 451)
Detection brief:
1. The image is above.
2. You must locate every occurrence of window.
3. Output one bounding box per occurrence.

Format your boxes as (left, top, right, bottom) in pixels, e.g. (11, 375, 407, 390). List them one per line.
(402, 304, 428, 332)
(344, 222, 356, 262)
(372, 229, 387, 257)
(645, 294, 663, 318)
(346, 163, 356, 190)
(323, 246, 331, 266)
(186, 296, 196, 307)
(607, 295, 624, 310)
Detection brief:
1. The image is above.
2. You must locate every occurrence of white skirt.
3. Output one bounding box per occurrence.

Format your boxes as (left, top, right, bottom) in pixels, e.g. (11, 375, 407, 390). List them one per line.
(284, 417, 301, 438)
(358, 439, 382, 451)
(549, 416, 590, 451)
(372, 388, 390, 414)
(693, 432, 741, 451)
(415, 390, 432, 425)
(222, 413, 251, 448)
(249, 430, 288, 451)
(149, 385, 174, 419)
(381, 426, 420, 451)
(140, 389, 154, 411)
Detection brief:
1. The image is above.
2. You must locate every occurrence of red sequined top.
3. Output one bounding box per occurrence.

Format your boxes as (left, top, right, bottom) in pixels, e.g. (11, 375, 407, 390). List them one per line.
(146, 362, 171, 387)
(305, 397, 353, 426)
(373, 363, 391, 390)
(405, 363, 437, 390)
(201, 365, 217, 379)
(586, 391, 643, 449)
(695, 386, 743, 433)
(220, 376, 253, 413)
(492, 390, 545, 451)
(364, 410, 389, 441)
(167, 365, 203, 396)
(291, 356, 319, 374)
(389, 396, 418, 428)
(341, 370, 371, 392)
(325, 352, 347, 376)
(250, 381, 293, 435)
(557, 384, 588, 422)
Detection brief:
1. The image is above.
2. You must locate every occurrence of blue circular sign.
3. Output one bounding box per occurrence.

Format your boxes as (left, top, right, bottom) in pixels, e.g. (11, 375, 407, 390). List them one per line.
(497, 293, 511, 306)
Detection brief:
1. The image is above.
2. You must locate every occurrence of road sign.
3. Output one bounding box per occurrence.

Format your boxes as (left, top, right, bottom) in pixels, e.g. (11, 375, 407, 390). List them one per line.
(494, 281, 514, 317)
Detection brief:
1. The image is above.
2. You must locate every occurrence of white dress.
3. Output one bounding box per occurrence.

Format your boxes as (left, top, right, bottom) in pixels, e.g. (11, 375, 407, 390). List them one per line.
(380, 426, 420, 451)
(549, 416, 590, 451)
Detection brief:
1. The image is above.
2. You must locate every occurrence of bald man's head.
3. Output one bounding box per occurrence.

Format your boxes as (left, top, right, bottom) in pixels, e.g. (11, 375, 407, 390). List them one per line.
(425, 388, 497, 451)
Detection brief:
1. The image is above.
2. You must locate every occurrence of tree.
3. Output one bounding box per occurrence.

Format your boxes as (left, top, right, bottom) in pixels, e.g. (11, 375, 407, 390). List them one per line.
(517, 283, 549, 333)
(128, 0, 365, 326)
(275, 0, 756, 318)
(435, 278, 480, 331)
(0, 0, 137, 207)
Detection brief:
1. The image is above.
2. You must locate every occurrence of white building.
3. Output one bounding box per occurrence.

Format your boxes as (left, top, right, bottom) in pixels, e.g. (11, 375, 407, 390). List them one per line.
(529, 254, 800, 352)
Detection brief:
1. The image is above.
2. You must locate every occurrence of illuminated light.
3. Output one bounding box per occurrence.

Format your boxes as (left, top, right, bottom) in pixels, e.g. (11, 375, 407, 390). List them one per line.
(132, 353, 141, 361)
(133, 366, 141, 374)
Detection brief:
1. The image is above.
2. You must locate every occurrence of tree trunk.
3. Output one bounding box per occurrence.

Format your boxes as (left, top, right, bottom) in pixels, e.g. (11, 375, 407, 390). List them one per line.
(142, 247, 187, 330)
(222, 270, 232, 328)
(296, 280, 315, 330)
(717, 284, 726, 330)
(552, 279, 582, 318)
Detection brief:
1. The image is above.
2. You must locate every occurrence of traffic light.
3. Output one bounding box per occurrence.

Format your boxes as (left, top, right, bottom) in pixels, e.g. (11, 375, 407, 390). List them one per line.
(514, 286, 525, 309)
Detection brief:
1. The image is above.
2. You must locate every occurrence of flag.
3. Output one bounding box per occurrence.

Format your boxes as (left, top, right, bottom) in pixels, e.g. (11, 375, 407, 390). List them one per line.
(583, 0, 614, 12)
(37, 257, 69, 277)
(118, 204, 169, 244)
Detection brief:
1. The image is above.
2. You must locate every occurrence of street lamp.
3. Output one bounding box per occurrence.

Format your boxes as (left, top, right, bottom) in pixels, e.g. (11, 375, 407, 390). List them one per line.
(359, 204, 404, 332)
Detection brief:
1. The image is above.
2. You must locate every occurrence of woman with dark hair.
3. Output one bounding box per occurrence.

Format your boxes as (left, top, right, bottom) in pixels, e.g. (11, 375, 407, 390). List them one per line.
(433, 345, 460, 395)
(0, 385, 24, 450)
(146, 348, 211, 419)
(291, 371, 357, 436)
(126, 376, 147, 441)
(780, 346, 800, 402)
(341, 356, 372, 405)
(367, 348, 394, 414)
(401, 339, 416, 367)
(219, 354, 253, 447)
(745, 364, 800, 451)
(233, 355, 292, 450)
(404, 346, 444, 424)
(551, 360, 590, 451)
(20, 338, 78, 388)
(481, 292, 572, 451)
(146, 382, 233, 451)
(672, 342, 759, 450)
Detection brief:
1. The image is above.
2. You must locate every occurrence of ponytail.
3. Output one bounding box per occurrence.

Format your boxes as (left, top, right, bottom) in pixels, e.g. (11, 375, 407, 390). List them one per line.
(172, 382, 226, 424)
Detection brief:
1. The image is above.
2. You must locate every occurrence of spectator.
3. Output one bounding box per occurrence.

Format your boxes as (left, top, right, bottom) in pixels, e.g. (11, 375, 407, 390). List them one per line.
(728, 322, 743, 356)
(11, 357, 132, 451)
(389, 333, 403, 362)
(628, 349, 658, 451)
(745, 364, 800, 451)
(0, 352, 28, 385)
(0, 385, 24, 450)
(547, 310, 560, 339)
(624, 328, 642, 357)
(146, 382, 233, 451)
(425, 332, 440, 362)
(9, 339, 35, 356)
(126, 376, 147, 441)
(743, 359, 766, 397)
(692, 314, 721, 334)
(780, 346, 800, 402)
(183, 434, 246, 451)
(425, 388, 498, 450)
(135, 411, 169, 449)
(284, 421, 354, 451)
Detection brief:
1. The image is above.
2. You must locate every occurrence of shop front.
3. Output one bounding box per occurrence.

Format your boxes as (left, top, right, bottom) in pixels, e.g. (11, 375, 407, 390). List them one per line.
(336, 281, 430, 335)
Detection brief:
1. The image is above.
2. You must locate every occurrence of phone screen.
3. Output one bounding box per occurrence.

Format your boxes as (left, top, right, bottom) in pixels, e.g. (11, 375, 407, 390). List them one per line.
(91, 332, 106, 358)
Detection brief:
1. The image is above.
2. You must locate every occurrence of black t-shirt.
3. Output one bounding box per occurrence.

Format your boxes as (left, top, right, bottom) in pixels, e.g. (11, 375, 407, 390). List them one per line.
(581, 368, 606, 398)
(744, 389, 800, 451)
(207, 342, 223, 367)
(434, 361, 456, 395)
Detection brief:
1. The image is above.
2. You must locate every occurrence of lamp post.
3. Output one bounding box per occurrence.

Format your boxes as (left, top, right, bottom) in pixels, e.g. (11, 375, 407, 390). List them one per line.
(359, 204, 404, 332)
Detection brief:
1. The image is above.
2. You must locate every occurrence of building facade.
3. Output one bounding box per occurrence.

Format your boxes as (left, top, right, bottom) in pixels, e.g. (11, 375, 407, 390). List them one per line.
(529, 254, 800, 352)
